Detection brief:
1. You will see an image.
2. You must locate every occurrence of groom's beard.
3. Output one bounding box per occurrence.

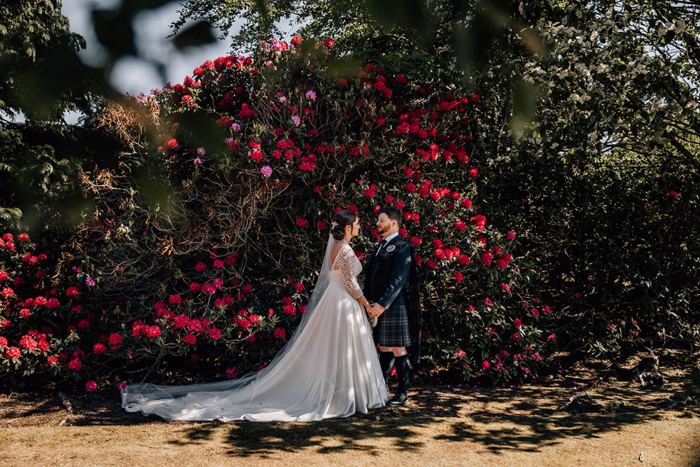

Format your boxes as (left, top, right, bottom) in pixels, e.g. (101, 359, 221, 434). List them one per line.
(377, 226, 389, 236)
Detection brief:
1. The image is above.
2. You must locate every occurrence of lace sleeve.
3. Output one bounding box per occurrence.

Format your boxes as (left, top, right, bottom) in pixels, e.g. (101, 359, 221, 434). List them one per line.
(336, 246, 364, 299)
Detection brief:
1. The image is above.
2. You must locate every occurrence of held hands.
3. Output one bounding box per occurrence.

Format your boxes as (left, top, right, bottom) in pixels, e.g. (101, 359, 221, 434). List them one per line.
(367, 303, 385, 318)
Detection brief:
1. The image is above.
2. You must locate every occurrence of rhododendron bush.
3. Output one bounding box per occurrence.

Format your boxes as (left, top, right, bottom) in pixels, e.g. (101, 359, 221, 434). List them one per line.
(0, 38, 556, 389)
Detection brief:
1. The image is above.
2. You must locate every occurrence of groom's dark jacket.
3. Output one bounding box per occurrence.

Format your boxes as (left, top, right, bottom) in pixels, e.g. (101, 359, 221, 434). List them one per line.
(364, 235, 412, 310)
(364, 234, 422, 364)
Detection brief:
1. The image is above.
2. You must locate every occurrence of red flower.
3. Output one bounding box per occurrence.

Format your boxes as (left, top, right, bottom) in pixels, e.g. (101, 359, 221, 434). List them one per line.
(189, 282, 201, 292)
(482, 360, 490, 369)
(294, 283, 305, 292)
(274, 327, 286, 339)
(183, 333, 197, 345)
(296, 218, 307, 228)
(19, 335, 37, 350)
(469, 167, 478, 178)
(471, 94, 480, 102)
(108, 333, 123, 349)
(470, 215, 486, 232)
(5, 346, 20, 359)
(495, 259, 507, 270)
(481, 252, 493, 265)
(291, 35, 302, 45)
(46, 298, 60, 309)
(0, 337, 6, 348)
(86, 381, 97, 392)
(93, 343, 107, 355)
(208, 327, 222, 340)
(506, 230, 516, 241)
(37, 340, 49, 352)
(453, 271, 463, 282)
(316, 220, 328, 231)
(0, 271, 8, 281)
(169, 294, 183, 305)
(1, 287, 14, 298)
(18, 233, 30, 242)
(324, 38, 334, 48)
(146, 326, 161, 338)
(513, 319, 523, 329)
(455, 220, 467, 231)
(68, 358, 82, 371)
(66, 286, 79, 297)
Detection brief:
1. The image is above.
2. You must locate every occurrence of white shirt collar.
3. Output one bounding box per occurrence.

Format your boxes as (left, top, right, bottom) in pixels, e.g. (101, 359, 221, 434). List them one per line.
(382, 231, 400, 244)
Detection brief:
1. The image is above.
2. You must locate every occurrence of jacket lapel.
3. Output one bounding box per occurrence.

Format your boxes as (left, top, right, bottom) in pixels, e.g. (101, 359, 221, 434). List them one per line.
(372, 235, 400, 275)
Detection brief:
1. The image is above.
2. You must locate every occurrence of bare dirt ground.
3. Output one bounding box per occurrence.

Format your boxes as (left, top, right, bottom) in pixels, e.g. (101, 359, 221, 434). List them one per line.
(1, 349, 698, 467)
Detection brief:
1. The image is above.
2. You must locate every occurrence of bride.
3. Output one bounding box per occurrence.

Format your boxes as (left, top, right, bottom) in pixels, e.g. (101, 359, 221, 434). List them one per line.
(121, 210, 389, 421)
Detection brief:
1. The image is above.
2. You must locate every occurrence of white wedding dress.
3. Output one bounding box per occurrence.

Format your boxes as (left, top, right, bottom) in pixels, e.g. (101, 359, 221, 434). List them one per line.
(121, 240, 389, 421)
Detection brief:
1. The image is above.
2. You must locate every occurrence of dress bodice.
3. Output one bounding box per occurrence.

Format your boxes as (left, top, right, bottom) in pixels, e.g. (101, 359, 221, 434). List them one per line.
(329, 245, 363, 299)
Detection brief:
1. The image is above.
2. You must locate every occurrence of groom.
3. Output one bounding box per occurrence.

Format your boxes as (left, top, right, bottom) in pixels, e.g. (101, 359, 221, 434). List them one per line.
(366, 206, 420, 406)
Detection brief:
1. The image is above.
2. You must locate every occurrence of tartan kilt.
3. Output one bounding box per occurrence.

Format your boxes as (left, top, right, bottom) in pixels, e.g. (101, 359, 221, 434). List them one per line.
(374, 304, 411, 347)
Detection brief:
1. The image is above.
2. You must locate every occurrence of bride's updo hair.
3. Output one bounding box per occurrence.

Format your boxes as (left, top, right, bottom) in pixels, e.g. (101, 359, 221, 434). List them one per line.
(330, 210, 358, 240)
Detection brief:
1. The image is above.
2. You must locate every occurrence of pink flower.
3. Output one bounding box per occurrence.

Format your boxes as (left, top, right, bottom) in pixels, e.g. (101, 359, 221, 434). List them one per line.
(501, 283, 511, 293)
(453, 350, 466, 358)
(547, 334, 556, 342)
(482, 360, 490, 369)
(484, 297, 493, 306)
(226, 367, 239, 379)
(118, 382, 127, 390)
(506, 230, 516, 240)
(260, 165, 272, 177)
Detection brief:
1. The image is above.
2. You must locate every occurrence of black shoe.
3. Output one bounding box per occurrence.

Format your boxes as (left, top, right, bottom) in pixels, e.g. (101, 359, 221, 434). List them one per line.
(389, 392, 408, 406)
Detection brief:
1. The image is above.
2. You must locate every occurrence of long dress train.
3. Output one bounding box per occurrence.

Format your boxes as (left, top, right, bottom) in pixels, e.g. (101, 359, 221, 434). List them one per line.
(121, 243, 389, 421)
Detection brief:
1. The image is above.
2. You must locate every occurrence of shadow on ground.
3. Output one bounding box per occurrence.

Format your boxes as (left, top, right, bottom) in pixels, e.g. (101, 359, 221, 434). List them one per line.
(2, 352, 698, 459)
